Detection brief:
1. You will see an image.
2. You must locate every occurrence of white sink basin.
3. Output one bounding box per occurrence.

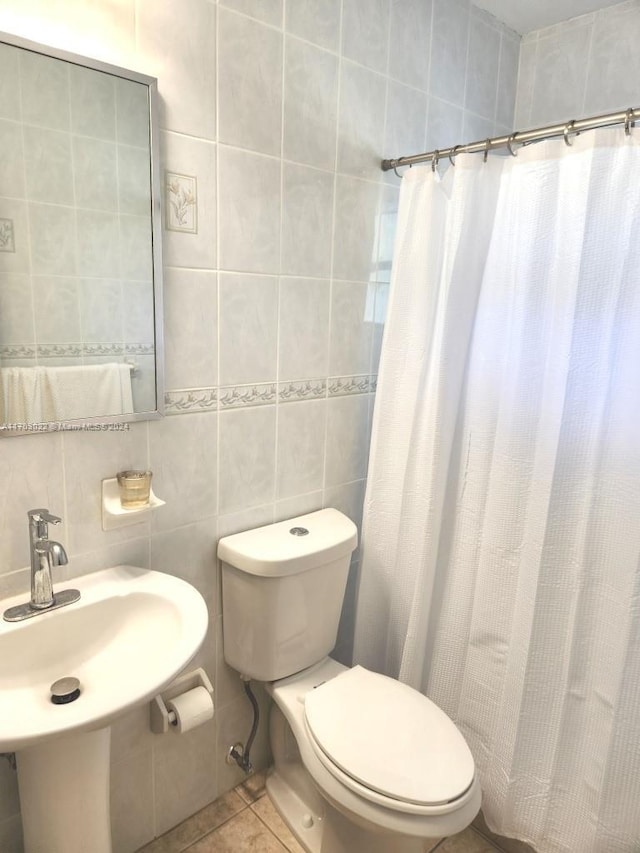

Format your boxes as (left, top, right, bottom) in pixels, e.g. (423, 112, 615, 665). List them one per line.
(0, 565, 208, 751)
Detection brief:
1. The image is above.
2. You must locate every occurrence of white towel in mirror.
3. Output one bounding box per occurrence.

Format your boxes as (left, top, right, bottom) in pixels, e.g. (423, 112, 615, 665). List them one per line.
(0, 363, 134, 423)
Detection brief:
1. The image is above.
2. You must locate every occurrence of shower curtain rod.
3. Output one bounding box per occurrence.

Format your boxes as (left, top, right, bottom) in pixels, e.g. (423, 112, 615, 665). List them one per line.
(381, 106, 640, 172)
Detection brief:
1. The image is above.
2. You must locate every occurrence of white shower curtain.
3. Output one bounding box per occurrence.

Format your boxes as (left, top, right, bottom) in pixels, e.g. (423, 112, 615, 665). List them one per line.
(354, 128, 640, 853)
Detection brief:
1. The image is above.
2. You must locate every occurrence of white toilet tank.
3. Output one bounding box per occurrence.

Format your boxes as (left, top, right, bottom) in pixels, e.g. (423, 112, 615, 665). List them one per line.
(218, 508, 358, 681)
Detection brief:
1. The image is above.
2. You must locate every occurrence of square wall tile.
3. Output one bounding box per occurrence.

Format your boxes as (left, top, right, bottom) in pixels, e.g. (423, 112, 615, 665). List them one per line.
(22, 126, 74, 206)
(110, 749, 155, 853)
(584, 3, 640, 114)
(325, 393, 372, 486)
(514, 39, 536, 128)
(0, 273, 35, 344)
(149, 412, 218, 531)
(153, 717, 218, 837)
(283, 36, 339, 171)
(218, 9, 283, 156)
(69, 64, 116, 140)
(285, 0, 341, 51)
(218, 406, 276, 514)
(0, 119, 25, 198)
(276, 399, 327, 499)
(77, 210, 120, 278)
(388, 0, 432, 90)
(278, 277, 330, 380)
(115, 78, 150, 149)
(33, 276, 80, 344)
(329, 280, 375, 377)
(151, 515, 219, 608)
(529, 22, 591, 126)
(332, 176, 380, 283)
(0, 432, 64, 574)
(342, 0, 390, 73)
(117, 144, 152, 216)
(123, 280, 155, 346)
(164, 268, 217, 390)
(219, 272, 278, 385)
(430, 0, 470, 108)
(137, 0, 216, 140)
(28, 203, 76, 276)
(465, 11, 501, 121)
(19, 50, 70, 131)
(337, 61, 387, 180)
(73, 136, 118, 212)
(384, 81, 428, 165)
(282, 163, 334, 278)
(79, 278, 123, 343)
(220, 0, 283, 27)
(0, 43, 21, 121)
(218, 146, 281, 274)
(496, 34, 520, 129)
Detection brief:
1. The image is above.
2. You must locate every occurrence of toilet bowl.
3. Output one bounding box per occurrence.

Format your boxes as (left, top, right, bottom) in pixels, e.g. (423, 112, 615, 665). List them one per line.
(218, 509, 481, 853)
(267, 657, 481, 852)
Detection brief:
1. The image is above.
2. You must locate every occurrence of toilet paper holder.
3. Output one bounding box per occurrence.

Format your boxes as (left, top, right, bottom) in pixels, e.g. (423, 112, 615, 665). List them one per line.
(150, 667, 214, 734)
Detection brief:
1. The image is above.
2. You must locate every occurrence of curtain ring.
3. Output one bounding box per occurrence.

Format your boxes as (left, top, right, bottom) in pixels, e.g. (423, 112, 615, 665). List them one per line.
(483, 139, 491, 163)
(431, 150, 440, 173)
(448, 145, 461, 166)
(393, 164, 402, 178)
(625, 108, 635, 135)
(506, 133, 519, 157)
(563, 120, 576, 146)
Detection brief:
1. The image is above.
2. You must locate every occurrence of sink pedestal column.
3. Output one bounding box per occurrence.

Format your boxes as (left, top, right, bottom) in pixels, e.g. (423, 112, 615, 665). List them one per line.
(17, 726, 111, 853)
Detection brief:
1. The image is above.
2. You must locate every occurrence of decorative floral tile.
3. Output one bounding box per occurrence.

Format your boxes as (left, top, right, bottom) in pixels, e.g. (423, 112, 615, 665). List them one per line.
(81, 342, 126, 357)
(123, 342, 156, 356)
(278, 379, 327, 403)
(0, 218, 15, 252)
(166, 172, 197, 233)
(36, 343, 85, 358)
(0, 344, 36, 360)
(327, 375, 373, 397)
(165, 387, 218, 414)
(218, 383, 277, 409)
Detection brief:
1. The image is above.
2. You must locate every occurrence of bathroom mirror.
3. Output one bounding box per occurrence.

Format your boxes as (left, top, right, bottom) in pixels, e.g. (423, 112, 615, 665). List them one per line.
(0, 31, 164, 435)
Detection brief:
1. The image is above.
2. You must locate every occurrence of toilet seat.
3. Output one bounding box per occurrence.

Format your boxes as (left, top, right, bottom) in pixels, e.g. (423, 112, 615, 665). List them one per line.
(303, 665, 475, 815)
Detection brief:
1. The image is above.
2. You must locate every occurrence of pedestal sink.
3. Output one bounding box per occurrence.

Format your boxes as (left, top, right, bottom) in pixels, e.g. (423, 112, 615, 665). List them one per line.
(0, 565, 209, 853)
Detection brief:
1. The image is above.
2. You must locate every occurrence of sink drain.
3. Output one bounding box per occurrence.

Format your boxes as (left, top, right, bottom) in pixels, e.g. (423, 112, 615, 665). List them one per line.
(50, 677, 81, 705)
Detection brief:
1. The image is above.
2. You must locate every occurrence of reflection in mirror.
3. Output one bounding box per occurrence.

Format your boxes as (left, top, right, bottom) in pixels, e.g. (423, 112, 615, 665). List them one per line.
(0, 33, 163, 433)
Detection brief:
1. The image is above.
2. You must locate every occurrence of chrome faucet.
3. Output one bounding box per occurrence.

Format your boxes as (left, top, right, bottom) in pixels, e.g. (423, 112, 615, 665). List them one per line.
(28, 509, 68, 609)
(2, 509, 80, 622)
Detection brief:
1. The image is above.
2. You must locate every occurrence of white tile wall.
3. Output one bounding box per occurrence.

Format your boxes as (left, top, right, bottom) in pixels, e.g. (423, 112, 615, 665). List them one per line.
(515, 0, 640, 130)
(0, 0, 519, 849)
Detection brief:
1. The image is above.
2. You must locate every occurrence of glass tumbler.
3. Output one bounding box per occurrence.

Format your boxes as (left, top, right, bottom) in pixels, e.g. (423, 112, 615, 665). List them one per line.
(116, 470, 152, 508)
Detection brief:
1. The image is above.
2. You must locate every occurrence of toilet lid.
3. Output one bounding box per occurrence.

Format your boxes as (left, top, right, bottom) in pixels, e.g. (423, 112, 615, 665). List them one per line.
(304, 666, 475, 806)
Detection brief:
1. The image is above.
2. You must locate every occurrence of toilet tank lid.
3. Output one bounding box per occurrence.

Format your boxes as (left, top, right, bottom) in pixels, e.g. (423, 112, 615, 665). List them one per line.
(217, 508, 358, 577)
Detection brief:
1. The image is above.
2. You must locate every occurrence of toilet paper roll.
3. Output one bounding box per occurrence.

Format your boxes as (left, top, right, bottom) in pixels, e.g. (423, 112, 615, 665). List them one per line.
(166, 686, 214, 733)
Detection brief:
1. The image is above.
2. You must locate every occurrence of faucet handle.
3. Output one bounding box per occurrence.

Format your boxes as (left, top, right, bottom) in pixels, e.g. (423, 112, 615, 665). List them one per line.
(28, 508, 62, 525)
(28, 508, 62, 539)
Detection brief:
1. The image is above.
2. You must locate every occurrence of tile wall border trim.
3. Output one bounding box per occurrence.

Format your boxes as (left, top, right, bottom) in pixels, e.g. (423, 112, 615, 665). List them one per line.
(164, 374, 378, 415)
(1, 342, 155, 360)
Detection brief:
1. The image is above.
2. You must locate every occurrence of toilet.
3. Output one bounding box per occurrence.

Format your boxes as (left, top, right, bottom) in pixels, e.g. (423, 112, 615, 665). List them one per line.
(218, 508, 481, 853)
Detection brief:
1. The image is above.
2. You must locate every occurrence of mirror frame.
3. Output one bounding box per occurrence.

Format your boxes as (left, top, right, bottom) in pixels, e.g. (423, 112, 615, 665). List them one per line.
(0, 30, 164, 436)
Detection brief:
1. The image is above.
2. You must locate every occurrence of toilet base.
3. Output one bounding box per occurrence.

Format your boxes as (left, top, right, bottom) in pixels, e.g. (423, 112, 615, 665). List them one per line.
(267, 767, 429, 853)
(267, 703, 435, 853)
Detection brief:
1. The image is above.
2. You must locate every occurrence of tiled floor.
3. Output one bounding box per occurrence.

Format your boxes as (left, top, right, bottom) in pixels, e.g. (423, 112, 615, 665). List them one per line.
(138, 771, 506, 853)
